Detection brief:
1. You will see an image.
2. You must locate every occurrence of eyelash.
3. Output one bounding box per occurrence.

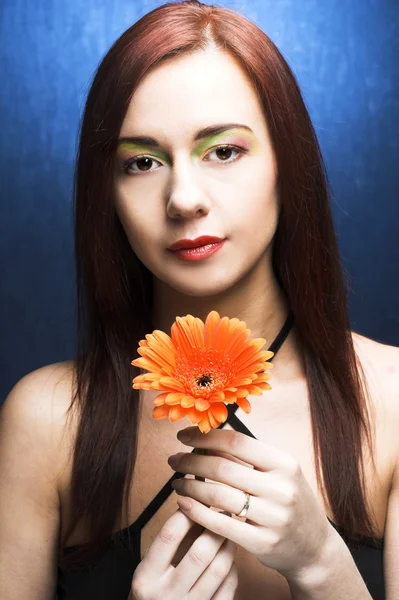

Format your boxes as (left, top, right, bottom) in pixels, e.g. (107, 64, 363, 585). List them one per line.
(120, 144, 249, 176)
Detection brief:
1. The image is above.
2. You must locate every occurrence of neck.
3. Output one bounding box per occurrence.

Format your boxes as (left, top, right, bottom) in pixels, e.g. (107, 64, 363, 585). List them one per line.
(152, 254, 304, 382)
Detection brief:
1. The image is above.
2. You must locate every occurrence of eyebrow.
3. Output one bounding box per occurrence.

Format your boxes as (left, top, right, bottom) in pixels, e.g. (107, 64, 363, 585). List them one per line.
(117, 123, 253, 148)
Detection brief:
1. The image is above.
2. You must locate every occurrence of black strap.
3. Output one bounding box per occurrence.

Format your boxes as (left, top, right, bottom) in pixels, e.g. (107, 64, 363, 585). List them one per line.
(267, 312, 295, 357)
(220, 311, 294, 433)
(128, 312, 295, 533)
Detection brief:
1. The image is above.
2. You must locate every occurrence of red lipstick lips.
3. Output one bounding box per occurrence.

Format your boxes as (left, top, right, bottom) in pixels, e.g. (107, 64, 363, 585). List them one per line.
(167, 236, 226, 261)
(168, 236, 224, 250)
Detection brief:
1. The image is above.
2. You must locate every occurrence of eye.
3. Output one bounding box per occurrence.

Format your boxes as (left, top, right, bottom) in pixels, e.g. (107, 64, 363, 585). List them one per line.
(121, 155, 162, 175)
(120, 144, 248, 176)
(204, 144, 248, 164)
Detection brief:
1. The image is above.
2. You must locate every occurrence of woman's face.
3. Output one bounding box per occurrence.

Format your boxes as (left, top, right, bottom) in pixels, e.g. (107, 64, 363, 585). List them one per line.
(113, 48, 279, 297)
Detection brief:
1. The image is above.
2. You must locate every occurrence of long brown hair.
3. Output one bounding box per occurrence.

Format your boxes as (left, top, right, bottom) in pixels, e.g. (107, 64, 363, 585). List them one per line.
(59, 0, 377, 570)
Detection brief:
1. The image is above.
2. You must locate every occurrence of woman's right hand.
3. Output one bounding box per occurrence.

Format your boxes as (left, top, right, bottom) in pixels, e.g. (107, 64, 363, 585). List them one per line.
(130, 508, 238, 599)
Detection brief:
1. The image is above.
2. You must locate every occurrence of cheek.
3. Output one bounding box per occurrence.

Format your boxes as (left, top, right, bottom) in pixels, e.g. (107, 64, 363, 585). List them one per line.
(114, 193, 157, 258)
(231, 168, 278, 229)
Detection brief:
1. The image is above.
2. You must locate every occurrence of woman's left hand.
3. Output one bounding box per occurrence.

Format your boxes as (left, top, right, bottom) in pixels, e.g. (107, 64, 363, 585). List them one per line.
(168, 426, 335, 580)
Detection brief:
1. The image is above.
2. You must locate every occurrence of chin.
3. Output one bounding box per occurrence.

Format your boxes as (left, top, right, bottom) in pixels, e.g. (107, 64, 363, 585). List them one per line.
(159, 272, 237, 298)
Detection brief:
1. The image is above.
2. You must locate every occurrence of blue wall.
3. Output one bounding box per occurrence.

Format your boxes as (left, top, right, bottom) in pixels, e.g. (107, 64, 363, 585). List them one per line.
(1, 0, 398, 400)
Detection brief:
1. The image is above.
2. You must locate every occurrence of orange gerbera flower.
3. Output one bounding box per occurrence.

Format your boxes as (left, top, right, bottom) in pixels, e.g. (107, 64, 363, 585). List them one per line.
(131, 311, 274, 433)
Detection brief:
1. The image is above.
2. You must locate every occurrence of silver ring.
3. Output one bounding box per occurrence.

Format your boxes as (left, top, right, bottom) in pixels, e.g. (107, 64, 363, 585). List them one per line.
(236, 492, 251, 518)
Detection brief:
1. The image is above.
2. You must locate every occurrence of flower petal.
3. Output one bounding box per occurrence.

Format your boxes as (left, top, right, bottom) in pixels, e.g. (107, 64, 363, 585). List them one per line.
(212, 316, 231, 351)
(171, 321, 193, 356)
(152, 404, 170, 419)
(224, 327, 252, 361)
(137, 346, 174, 374)
(255, 373, 272, 382)
(246, 385, 264, 395)
(173, 315, 205, 351)
(209, 402, 228, 423)
(223, 391, 238, 404)
(204, 311, 221, 348)
(133, 381, 153, 390)
(236, 397, 252, 413)
(192, 316, 205, 348)
(159, 376, 186, 392)
(131, 357, 165, 374)
(208, 390, 225, 402)
(235, 388, 249, 397)
(195, 397, 210, 411)
(257, 382, 272, 391)
(181, 395, 195, 408)
(230, 378, 253, 387)
(153, 392, 169, 406)
(198, 414, 212, 433)
(165, 393, 185, 405)
(187, 407, 203, 424)
(207, 408, 219, 429)
(145, 330, 176, 370)
(232, 342, 263, 369)
(169, 405, 188, 422)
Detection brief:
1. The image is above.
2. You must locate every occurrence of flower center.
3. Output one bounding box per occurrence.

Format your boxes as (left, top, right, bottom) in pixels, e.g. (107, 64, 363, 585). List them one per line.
(196, 373, 213, 388)
(174, 348, 232, 398)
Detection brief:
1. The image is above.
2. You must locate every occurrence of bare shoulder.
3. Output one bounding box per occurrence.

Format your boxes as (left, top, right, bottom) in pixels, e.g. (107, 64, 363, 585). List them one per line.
(0, 361, 78, 598)
(351, 330, 399, 394)
(1, 360, 79, 489)
(3, 359, 77, 428)
(351, 331, 399, 459)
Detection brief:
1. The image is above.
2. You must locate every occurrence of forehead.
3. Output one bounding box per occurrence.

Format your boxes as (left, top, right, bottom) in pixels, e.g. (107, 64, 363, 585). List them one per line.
(119, 49, 267, 141)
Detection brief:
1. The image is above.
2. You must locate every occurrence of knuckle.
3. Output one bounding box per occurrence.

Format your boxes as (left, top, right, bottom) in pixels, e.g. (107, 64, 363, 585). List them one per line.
(283, 483, 298, 506)
(288, 460, 302, 481)
(209, 485, 224, 506)
(208, 556, 231, 581)
(230, 430, 246, 451)
(266, 530, 281, 552)
(131, 574, 149, 600)
(188, 542, 213, 567)
(253, 530, 278, 555)
(220, 539, 237, 560)
(216, 459, 232, 480)
(276, 509, 290, 529)
(158, 524, 180, 546)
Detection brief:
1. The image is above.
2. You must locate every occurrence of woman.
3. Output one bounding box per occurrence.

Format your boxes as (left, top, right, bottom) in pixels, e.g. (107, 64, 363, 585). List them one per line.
(0, 1, 397, 599)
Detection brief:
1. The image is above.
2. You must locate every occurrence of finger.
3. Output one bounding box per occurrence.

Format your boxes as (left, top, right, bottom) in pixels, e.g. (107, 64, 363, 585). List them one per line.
(210, 561, 239, 600)
(176, 497, 264, 556)
(188, 539, 237, 600)
(171, 453, 266, 496)
(141, 509, 203, 573)
(171, 525, 229, 594)
(173, 478, 286, 527)
(177, 427, 296, 473)
(204, 448, 253, 468)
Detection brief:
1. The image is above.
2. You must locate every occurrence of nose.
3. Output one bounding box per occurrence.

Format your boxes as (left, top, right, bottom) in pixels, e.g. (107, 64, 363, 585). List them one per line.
(166, 158, 211, 220)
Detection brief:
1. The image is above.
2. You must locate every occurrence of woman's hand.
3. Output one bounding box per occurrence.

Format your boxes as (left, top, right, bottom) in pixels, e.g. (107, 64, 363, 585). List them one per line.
(168, 426, 335, 580)
(130, 508, 238, 600)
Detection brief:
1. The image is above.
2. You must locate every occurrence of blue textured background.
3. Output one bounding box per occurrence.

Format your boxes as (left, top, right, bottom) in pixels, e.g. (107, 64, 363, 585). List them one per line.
(1, 0, 398, 400)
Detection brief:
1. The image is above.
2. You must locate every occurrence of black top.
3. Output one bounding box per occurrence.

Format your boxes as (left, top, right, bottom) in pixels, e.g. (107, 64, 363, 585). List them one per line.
(56, 314, 385, 599)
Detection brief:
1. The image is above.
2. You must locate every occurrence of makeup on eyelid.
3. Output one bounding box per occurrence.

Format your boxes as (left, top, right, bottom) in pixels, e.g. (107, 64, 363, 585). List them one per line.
(191, 128, 258, 158)
(116, 127, 259, 166)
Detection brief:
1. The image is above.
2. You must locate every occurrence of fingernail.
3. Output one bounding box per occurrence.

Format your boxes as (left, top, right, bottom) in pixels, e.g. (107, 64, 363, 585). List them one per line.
(168, 455, 179, 467)
(177, 497, 192, 511)
(177, 429, 192, 442)
(171, 478, 183, 489)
